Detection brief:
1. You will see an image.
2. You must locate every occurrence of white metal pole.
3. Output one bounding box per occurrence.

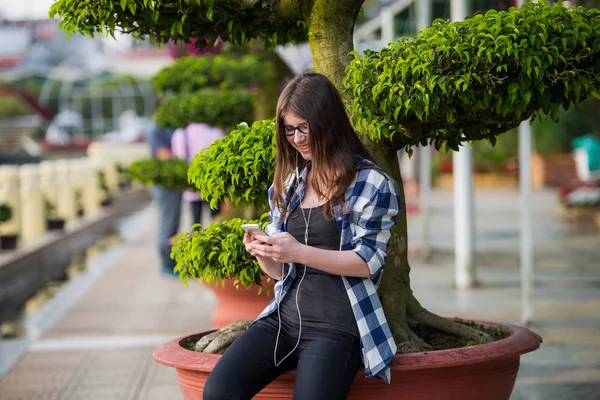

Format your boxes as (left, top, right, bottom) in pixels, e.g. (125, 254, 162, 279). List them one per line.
(519, 119, 534, 324)
(517, 0, 534, 325)
(381, 6, 394, 45)
(451, 0, 475, 289)
(417, 0, 432, 260)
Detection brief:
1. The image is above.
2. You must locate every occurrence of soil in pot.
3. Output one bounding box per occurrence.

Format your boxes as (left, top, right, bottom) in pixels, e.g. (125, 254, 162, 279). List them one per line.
(0, 234, 18, 250)
(46, 219, 65, 231)
(100, 197, 113, 207)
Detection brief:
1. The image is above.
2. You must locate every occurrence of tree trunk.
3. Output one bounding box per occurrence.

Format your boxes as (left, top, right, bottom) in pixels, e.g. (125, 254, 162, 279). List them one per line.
(307, 1, 491, 350)
(307, 0, 363, 89)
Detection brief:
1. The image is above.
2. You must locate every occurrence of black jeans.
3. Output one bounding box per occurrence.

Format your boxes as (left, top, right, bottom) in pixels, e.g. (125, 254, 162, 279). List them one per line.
(203, 314, 362, 400)
(190, 200, 220, 226)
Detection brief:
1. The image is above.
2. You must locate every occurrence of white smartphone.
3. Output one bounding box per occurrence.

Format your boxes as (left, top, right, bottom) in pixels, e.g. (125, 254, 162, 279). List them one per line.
(241, 224, 269, 240)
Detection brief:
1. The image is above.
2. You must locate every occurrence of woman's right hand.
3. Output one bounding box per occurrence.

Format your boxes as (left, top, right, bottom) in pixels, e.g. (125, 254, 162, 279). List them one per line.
(244, 232, 270, 259)
(243, 232, 253, 246)
(244, 232, 285, 280)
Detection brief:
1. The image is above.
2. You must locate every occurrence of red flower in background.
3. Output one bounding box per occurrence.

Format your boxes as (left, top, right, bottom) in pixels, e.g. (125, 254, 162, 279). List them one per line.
(168, 37, 224, 59)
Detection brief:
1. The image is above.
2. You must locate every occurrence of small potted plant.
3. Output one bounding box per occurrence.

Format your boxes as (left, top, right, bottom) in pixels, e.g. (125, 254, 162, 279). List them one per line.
(172, 217, 274, 327)
(0, 203, 17, 250)
(97, 171, 112, 206)
(44, 197, 65, 231)
(74, 188, 84, 217)
(115, 162, 132, 190)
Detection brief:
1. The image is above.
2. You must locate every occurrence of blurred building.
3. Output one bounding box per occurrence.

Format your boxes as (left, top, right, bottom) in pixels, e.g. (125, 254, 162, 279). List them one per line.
(0, 16, 173, 158)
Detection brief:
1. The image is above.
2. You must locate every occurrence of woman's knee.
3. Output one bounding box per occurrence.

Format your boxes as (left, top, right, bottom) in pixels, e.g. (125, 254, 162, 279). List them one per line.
(202, 371, 241, 400)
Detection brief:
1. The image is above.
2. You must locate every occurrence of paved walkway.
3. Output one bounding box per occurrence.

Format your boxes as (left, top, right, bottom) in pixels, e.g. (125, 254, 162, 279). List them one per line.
(0, 188, 598, 399)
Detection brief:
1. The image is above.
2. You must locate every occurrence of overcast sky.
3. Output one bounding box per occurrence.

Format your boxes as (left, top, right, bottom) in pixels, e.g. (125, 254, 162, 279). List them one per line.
(0, 0, 55, 20)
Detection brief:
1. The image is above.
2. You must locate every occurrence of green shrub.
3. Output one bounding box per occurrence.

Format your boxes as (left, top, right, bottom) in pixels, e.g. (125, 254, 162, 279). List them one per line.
(129, 158, 195, 191)
(155, 89, 254, 130)
(171, 217, 270, 291)
(153, 54, 274, 94)
(187, 119, 276, 210)
(345, 3, 600, 152)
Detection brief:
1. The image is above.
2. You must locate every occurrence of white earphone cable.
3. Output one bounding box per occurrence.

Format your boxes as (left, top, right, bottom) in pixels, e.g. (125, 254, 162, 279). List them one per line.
(273, 157, 311, 367)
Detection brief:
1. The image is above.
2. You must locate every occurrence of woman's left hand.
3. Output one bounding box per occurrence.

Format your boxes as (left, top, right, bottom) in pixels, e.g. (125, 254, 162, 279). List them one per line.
(250, 232, 304, 263)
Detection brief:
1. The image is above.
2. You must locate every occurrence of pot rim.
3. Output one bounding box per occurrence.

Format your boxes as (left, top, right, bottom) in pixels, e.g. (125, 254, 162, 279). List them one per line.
(153, 319, 542, 372)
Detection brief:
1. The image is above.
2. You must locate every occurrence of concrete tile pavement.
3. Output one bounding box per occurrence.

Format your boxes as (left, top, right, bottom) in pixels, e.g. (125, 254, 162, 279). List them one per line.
(409, 188, 600, 400)
(0, 188, 598, 399)
(0, 204, 210, 399)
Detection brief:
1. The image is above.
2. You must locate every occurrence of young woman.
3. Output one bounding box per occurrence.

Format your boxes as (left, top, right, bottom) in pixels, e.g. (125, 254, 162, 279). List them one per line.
(203, 73, 401, 400)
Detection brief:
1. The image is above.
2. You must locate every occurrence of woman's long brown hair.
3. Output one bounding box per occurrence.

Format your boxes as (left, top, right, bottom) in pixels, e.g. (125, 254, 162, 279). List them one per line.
(273, 73, 373, 218)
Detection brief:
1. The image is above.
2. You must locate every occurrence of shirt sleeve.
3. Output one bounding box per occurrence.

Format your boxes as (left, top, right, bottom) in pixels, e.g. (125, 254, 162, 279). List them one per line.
(351, 171, 401, 278)
(265, 184, 281, 236)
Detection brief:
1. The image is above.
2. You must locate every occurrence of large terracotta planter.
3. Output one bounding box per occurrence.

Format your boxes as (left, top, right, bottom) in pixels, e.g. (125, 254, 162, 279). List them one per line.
(153, 320, 542, 400)
(203, 277, 274, 328)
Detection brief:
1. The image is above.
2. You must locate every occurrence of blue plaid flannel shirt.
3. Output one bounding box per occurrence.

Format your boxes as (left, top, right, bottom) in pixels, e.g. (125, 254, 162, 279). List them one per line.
(254, 155, 400, 383)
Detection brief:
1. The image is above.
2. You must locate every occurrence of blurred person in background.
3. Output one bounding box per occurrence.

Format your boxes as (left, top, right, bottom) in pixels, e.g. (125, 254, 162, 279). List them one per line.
(147, 116, 182, 275)
(171, 122, 225, 227)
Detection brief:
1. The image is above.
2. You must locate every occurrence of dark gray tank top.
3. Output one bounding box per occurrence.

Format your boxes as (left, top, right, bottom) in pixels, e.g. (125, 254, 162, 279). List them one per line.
(279, 203, 359, 337)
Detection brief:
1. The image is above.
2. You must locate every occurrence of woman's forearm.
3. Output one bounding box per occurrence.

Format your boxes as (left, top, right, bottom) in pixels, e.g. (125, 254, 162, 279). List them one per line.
(250, 233, 371, 278)
(297, 246, 370, 278)
(256, 256, 285, 280)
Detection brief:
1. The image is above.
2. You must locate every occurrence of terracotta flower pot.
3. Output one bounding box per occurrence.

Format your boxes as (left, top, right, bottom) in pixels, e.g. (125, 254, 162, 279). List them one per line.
(202, 277, 274, 328)
(153, 320, 542, 400)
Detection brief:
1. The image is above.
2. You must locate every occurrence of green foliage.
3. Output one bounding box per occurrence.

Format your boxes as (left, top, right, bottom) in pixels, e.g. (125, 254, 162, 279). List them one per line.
(345, 2, 600, 152)
(187, 119, 275, 210)
(74, 189, 84, 213)
(172, 218, 269, 290)
(129, 158, 195, 191)
(436, 128, 518, 172)
(0, 204, 12, 223)
(49, 0, 307, 51)
(96, 171, 110, 196)
(153, 54, 275, 94)
(43, 197, 58, 219)
(115, 162, 131, 185)
(0, 95, 32, 118)
(472, 129, 518, 171)
(533, 96, 600, 156)
(155, 89, 254, 130)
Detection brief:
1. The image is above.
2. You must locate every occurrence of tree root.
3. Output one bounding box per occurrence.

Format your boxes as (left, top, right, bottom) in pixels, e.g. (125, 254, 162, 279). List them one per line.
(193, 310, 492, 356)
(389, 318, 432, 353)
(195, 320, 251, 354)
(410, 309, 493, 343)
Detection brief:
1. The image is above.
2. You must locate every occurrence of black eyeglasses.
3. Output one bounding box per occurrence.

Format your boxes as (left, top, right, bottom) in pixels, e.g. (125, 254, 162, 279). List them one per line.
(281, 124, 309, 136)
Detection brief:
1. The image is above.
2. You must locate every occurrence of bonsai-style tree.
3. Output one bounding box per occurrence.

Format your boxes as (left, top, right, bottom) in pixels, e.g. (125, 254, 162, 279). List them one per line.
(50, 0, 600, 352)
(130, 49, 281, 223)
